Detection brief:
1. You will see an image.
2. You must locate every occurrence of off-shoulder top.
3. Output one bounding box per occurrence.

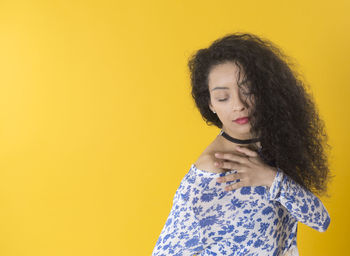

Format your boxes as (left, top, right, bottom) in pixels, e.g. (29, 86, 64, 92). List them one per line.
(152, 148, 330, 256)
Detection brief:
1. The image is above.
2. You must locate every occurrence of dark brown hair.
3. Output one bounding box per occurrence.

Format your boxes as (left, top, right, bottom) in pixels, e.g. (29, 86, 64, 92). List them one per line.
(187, 32, 333, 196)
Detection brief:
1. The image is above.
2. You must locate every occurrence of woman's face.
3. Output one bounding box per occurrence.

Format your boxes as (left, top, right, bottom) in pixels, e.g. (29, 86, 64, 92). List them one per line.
(208, 61, 255, 139)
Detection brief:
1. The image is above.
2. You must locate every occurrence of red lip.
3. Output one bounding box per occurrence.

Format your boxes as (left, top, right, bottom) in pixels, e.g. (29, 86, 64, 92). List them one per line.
(234, 116, 249, 121)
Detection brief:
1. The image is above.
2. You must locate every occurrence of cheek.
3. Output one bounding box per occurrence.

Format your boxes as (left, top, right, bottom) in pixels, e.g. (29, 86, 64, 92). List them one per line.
(221, 112, 234, 123)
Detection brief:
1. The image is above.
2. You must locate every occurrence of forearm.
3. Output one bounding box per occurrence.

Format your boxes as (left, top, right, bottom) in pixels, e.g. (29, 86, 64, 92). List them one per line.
(266, 168, 331, 232)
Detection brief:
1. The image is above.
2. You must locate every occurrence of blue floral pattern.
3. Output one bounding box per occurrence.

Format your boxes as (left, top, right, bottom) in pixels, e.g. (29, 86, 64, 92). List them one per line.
(152, 150, 330, 256)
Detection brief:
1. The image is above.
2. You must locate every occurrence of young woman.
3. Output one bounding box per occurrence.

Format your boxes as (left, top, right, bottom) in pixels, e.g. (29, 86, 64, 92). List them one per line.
(152, 32, 332, 256)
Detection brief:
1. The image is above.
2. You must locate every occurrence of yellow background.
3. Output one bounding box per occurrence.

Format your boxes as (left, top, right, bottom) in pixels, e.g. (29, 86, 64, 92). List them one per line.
(0, 0, 348, 255)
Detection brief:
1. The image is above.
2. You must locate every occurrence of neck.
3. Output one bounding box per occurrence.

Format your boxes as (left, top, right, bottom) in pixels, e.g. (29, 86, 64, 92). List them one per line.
(216, 128, 261, 151)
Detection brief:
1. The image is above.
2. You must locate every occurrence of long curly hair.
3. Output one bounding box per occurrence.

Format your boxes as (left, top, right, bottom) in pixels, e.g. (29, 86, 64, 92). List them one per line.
(187, 32, 333, 196)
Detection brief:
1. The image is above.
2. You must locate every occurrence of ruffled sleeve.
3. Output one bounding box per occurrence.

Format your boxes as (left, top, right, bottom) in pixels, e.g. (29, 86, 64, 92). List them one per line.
(265, 168, 331, 232)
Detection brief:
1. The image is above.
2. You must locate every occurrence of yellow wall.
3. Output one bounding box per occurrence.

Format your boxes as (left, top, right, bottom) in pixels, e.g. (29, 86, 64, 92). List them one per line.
(0, 0, 348, 255)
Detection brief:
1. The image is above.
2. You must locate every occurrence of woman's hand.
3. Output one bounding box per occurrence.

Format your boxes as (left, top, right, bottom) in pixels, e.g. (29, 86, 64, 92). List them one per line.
(214, 146, 277, 191)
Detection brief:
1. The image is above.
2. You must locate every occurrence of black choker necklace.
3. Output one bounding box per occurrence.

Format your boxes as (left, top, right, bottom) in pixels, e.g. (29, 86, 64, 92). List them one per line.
(219, 129, 261, 144)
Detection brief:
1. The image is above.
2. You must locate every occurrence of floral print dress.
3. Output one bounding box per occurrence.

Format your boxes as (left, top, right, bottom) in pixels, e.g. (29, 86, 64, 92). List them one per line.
(152, 149, 331, 256)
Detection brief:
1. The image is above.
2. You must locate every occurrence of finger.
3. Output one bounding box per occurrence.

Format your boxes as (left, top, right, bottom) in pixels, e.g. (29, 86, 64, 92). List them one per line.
(214, 160, 240, 170)
(216, 172, 242, 183)
(214, 152, 245, 164)
(224, 181, 245, 191)
(236, 146, 258, 157)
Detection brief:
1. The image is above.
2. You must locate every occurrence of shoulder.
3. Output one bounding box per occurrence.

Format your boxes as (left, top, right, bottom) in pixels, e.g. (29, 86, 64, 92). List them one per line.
(193, 134, 227, 174)
(194, 152, 225, 174)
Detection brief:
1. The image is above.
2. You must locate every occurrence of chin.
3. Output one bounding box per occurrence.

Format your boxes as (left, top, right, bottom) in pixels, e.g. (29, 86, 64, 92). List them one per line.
(232, 123, 251, 128)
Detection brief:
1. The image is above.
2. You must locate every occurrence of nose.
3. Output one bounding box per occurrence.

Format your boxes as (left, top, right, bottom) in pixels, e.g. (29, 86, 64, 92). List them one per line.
(232, 91, 248, 111)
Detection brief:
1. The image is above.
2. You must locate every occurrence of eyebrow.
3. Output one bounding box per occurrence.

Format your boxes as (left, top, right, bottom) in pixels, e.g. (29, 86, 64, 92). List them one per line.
(210, 79, 249, 92)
